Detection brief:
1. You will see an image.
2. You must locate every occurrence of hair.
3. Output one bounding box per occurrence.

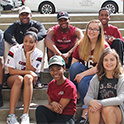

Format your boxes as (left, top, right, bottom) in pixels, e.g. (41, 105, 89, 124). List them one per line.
(97, 48, 123, 80)
(78, 20, 105, 63)
(98, 7, 111, 15)
(25, 27, 38, 42)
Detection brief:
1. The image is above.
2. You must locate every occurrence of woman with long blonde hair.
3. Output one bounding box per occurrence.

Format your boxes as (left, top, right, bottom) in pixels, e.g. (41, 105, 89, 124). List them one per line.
(69, 20, 110, 123)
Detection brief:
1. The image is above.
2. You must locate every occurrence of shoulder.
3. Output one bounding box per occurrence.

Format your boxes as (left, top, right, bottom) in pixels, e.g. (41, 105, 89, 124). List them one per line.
(109, 24, 118, 30)
(65, 78, 76, 89)
(118, 74, 124, 82)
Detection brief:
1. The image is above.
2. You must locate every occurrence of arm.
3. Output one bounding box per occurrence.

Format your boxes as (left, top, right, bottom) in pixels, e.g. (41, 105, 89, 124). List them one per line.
(36, 22, 47, 41)
(62, 28, 84, 59)
(45, 29, 62, 56)
(4, 23, 18, 46)
(26, 46, 36, 72)
(75, 64, 97, 83)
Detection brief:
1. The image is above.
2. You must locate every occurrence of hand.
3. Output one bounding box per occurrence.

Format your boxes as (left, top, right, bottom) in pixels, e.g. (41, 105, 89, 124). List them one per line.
(74, 73, 85, 83)
(89, 99, 102, 112)
(108, 36, 115, 43)
(26, 45, 36, 57)
(51, 101, 63, 114)
(29, 71, 38, 85)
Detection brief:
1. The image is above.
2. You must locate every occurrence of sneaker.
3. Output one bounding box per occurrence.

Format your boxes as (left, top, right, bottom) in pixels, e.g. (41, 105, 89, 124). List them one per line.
(7, 114, 19, 124)
(20, 114, 30, 124)
(75, 117, 86, 124)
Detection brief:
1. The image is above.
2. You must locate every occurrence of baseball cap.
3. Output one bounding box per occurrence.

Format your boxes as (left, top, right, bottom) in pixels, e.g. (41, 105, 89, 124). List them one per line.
(48, 55, 66, 67)
(57, 11, 70, 20)
(19, 6, 31, 15)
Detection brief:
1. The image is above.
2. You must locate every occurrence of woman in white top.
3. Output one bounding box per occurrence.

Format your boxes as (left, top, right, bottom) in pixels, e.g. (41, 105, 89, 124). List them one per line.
(5, 29, 43, 124)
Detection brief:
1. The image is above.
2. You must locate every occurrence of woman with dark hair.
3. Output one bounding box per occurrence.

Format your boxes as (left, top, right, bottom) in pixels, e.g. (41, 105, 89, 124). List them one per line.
(6, 30, 43, 124)
(84, 48, 124, 124)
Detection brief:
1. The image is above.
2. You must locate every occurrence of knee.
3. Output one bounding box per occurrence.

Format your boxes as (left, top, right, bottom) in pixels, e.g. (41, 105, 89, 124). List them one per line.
(15, 75, 23, 85)
(36, 105, 44, 115)
(24, 74, 33, 85)
(101, 106, 115, 116)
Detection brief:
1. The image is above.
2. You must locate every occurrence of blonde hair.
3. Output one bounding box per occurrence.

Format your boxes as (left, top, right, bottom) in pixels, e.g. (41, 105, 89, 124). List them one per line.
(78, 20, 105, 63)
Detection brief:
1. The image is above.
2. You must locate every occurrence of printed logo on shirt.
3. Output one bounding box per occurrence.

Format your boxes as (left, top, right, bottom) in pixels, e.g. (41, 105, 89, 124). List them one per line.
(57, 40, 71, 44)
(19, 61, 26, 66)
(58, 91, 64, 95)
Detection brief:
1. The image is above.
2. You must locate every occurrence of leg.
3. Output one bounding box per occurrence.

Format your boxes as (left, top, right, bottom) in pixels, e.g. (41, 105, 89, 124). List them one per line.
(36, 105, 57, 124)
(101, 106, 122, 124)
(88, 106, 101, 124)
(23, 74, 33, 114)
(7, 75, 23, 114)
(111, 38, 123, 65)
(69, 62, 87, 89)
(47, 48, 55, 60)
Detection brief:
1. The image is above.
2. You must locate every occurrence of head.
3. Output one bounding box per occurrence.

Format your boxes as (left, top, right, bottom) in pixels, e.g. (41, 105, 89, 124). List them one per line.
(97, 48, 123, 80)
(98, 7, 111, 26)
(23, 28, 38, 52)
(57, 11, 70, 31)
(19, 6, 32, 24)
(49, 55, 66, 81)
(79, 20, 105, 63)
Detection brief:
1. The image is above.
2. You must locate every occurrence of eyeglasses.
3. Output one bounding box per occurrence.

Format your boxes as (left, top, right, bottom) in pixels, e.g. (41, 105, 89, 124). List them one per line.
(88, 27, 100, 32)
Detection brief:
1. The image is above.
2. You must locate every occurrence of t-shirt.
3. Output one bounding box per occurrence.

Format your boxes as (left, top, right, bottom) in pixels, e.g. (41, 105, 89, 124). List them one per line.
(98, 75, 118, 100)
(51, 25, 77, 53)
(72, 42, 110, 69)
(104, 24, 124, 45)
(47, 78, 77, 115)
(5, 44, 43, 73)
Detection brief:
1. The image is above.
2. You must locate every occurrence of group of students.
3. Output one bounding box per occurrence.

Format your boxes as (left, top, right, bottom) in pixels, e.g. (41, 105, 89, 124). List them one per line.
(0, 5, 123, 124)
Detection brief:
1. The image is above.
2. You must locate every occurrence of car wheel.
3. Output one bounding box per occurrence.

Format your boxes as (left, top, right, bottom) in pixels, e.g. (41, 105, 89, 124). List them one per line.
(39, 2, 55, 14)
(102, 2, 118, 14)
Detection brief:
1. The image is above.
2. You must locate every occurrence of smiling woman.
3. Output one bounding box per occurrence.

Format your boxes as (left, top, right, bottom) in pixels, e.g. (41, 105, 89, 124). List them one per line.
(24, 0, 123, 14)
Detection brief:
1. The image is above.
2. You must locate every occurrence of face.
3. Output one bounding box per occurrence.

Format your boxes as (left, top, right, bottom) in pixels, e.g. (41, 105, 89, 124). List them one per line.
(87, 22, 100, 41)
(19, 12, 32, 24)
(99, 10, 110, 26)
(23, 35, 36, 52)
(49, 65, 65, 82)
(103, 53, 117, 72)
(58, 18, 70, 30)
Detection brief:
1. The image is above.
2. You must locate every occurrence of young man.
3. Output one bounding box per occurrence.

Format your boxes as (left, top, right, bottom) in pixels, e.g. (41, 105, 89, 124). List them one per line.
(45, 11, 84, 68)
(98, 7, 124, 65)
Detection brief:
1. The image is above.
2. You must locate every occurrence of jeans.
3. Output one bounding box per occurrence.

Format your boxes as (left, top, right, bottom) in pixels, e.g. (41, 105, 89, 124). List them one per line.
(69, 62, 94, 106)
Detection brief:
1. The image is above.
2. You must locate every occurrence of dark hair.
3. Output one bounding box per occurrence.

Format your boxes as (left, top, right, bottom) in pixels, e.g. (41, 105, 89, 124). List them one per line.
(98, 7, 111, 15)
(25, 27, 38, 42)
(97, 48, 123, 80)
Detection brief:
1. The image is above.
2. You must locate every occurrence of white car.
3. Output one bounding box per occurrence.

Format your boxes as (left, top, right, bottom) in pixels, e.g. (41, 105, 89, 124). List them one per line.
(24, 0, 123, 14)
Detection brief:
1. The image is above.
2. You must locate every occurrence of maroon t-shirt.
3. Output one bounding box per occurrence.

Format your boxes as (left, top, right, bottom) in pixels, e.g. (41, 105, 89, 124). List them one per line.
(51, 25, 77, 53)
(47, 78, 77, 115)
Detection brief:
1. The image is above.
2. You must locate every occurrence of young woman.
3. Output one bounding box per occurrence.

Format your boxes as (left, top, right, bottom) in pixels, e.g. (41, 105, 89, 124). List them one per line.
(36, 55, 77, 124)
(84, 48, 124, 124)
(6, 30, 43, 124)
(69, 20, 110, 123)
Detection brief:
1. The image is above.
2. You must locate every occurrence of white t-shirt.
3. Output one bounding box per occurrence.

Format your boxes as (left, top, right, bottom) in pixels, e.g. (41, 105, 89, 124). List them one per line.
(5, 44, 43, 73)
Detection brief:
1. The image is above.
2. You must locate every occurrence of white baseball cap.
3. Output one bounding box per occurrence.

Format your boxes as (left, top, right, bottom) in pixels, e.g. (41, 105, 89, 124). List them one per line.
(19, 6, 31, 15)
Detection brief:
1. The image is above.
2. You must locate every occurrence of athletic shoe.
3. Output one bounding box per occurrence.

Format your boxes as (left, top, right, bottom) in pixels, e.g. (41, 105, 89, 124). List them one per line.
(7, 114, 19, 124)
(75, 117, 86, 124)
(20, 114, 30, 124)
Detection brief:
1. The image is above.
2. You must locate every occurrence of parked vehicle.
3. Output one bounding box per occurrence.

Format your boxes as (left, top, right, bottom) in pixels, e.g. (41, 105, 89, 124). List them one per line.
(0, 0, 14, 11)
(24, 0, 123, 14)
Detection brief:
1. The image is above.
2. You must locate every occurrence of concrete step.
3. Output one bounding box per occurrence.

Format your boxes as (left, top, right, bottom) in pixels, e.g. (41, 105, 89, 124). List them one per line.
(0, 97, 82, 123)
(0, 13, 124, 23)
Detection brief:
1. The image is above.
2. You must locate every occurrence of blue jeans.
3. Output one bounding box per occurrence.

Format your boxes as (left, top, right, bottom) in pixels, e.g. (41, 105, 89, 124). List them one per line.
(69, 62, 94, 107)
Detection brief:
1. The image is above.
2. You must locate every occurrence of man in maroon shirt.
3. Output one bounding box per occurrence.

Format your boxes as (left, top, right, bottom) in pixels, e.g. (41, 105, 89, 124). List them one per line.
(45, 11, 83, 68)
